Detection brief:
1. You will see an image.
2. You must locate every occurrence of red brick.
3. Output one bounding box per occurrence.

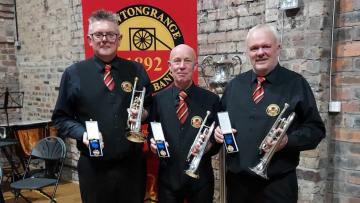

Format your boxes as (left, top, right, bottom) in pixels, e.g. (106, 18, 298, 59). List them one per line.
(337, 41, 360, 57)
(349, 175, 360, 184)
(332, 88, 350, 100)
(342, 101, 360, 113)
(0, 67, 7, 72)
(333, 128, 360, 142)
(349, 172, 360, 185)
(0, 11, 14, 18)
(339, 11, 360, 27)
(349, 197, 360, 203)
(333, 75, 360, 85)
(340, 0, 355, 13)
(2, 60, 15, 66)
(0, 5, 14, 12)
(332, 58, 353, 72)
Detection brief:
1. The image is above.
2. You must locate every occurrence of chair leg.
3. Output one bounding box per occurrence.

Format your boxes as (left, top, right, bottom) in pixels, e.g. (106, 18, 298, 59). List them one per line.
(19, 193, 31, 203)
(14, 189, 20, 203)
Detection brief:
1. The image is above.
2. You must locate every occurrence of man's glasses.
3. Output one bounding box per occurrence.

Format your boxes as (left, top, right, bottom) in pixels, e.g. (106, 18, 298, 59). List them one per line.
(90, 32, 119, 42)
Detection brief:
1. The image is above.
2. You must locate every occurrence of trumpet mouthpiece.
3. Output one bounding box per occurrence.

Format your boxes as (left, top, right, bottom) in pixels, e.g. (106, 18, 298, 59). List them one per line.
(134, 77, 138, 82)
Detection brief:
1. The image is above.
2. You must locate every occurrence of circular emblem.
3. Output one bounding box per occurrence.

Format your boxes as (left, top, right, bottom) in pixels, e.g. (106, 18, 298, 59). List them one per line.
(191, 116, 203, 128)
(121, 81, 133, 92)
(160, 150, 166, 156)
(266, 104, 280, 116)
(93, 149, 100, 156)
(228, 145, 234, 152)
(117, 5, 185, 93)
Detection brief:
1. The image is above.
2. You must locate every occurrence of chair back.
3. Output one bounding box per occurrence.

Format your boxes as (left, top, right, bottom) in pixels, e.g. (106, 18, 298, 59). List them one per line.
(30, 136, 66, 160)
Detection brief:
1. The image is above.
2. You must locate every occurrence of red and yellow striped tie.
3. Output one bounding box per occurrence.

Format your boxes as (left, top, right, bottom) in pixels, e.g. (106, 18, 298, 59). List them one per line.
(104, 64, 115, 91)
(253, 77, 265, 104)
(176, 91, 188, 124)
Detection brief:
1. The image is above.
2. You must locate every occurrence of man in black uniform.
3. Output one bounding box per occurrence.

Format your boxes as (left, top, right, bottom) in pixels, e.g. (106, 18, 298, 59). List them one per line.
(148, 44, 221, 203)
(214, 24, 326, 203)
(52, 10, 153, 203)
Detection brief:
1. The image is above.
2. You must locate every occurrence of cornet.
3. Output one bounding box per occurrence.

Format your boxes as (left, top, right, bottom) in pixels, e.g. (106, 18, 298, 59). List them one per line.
(249, 103, 295, 179)
(125, 77, 147, 143)
(0, 127, 6, 139)
(184, 111, 215, 179)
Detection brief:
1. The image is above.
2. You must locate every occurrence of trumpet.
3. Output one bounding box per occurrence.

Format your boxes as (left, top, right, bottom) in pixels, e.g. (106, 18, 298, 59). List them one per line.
(0, 127, 6, 139)
(184, 111, 215, 179)
(125, 77, 147, 143)
(249, 103, 295, 179)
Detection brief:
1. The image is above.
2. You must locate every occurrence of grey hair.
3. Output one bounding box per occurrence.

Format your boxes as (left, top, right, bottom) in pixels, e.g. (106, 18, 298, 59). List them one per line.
(246, 24, 280, 45)
(88, 9, 119, 34)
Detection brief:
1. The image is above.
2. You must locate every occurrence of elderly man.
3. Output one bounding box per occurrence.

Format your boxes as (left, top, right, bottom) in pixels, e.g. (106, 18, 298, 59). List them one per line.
(214, 24, 325, 203)
(52, 10, 153, 203)
(148, 44, 221, 203)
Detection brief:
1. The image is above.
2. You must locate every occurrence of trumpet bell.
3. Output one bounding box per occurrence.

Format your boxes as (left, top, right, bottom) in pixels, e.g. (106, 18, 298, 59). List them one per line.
(125, 131, 147, 143)
(249, 163, 268, 179)
(184, 169, 199, 179)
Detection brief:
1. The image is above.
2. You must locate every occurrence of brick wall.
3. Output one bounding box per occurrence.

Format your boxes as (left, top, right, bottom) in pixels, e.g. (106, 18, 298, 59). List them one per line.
(15, 0, 84, 181)
(0, 0, 20, 124)
(327, 0, 360, 202)
(197, 0, 331, 202)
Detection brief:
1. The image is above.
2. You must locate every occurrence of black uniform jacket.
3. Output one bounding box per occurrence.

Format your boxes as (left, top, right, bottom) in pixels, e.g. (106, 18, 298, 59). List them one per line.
(148, 83, 221, 191)
(52, 55, 153, 161)
(221, 64, 325, 178)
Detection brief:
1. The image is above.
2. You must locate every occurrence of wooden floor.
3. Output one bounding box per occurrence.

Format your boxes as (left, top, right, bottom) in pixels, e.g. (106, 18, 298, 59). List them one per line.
(2, 180, 82, 203)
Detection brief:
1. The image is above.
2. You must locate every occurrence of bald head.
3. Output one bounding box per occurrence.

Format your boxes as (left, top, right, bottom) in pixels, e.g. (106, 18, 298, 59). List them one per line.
(169, 44, 196, 61)
(168, 44, 198, 90)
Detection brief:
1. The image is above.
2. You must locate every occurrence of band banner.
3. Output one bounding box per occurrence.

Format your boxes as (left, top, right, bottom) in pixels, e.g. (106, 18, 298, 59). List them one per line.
(81, 1, 197, 202)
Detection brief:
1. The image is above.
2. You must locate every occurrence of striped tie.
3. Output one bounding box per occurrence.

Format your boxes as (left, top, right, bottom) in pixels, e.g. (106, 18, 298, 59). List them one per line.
(253, 77, 265, 104)
(104, 64, 115, 91)
(176, 91, 188, 124)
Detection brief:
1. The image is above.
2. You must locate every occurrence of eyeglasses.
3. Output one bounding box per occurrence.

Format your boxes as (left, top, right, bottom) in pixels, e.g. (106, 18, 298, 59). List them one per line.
(90, 32, 119, 42)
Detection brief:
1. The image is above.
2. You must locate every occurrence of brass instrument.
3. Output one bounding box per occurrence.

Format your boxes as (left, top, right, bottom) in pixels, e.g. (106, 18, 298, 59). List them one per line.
(249, 103, 295, 179)
(125, 77, 147, 143)
(184, 111, 215, 179)
(0, 127, 6, 139)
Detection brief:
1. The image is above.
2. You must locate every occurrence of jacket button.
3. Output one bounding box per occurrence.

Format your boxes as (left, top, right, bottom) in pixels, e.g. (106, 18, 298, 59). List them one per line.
(112, 103, 115, 106)
(249, 129, 252, 133)
(110, 93, 113, 96)
(115, 126, 118, 129)
(181, 138, 184, 141)
(181, 150, 184, 152)
(253, 108, 257, 111)
(114, 114, 117, 117)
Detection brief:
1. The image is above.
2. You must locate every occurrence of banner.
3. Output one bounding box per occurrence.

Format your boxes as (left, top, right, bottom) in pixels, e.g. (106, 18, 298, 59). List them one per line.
(81, 1, 197, 202)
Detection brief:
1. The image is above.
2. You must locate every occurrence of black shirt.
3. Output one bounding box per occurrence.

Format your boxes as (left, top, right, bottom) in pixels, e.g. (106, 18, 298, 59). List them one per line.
(147, 83, 221, 191)
(221, 64, 325, 176)
(52, 54, 153, 160)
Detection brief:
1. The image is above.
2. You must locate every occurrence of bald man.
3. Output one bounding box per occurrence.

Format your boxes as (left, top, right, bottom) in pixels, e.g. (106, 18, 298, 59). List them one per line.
(147, 44, 221, 203)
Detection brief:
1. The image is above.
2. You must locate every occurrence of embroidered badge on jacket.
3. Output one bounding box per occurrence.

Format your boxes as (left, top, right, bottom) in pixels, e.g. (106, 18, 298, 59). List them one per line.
(266, 104, 280, 116)
(191, 116, 203, 128)
(121, 81, 133, 92)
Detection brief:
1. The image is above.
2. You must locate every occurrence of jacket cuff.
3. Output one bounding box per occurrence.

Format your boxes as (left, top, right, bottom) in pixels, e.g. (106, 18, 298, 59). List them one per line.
(285, 133, 299, 151)
(75, 127, 86, 141)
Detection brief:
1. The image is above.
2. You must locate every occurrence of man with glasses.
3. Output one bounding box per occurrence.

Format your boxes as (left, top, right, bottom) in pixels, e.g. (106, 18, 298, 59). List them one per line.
(52, 9, 153, 203)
